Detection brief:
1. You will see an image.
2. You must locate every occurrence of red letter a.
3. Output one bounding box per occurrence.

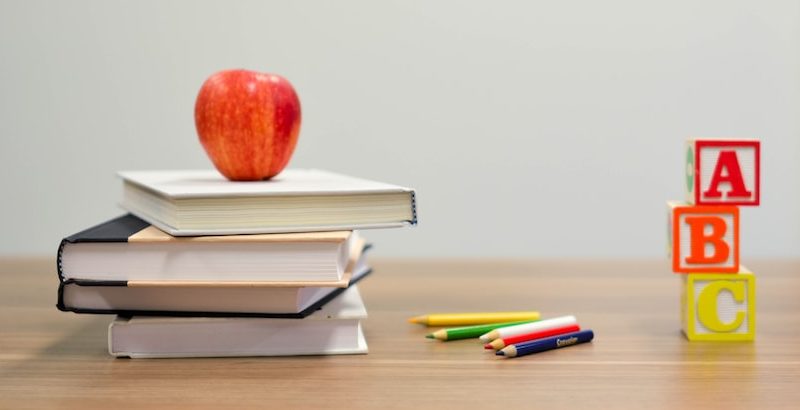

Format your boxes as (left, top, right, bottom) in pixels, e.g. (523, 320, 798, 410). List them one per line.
(703, 151, 752, 199)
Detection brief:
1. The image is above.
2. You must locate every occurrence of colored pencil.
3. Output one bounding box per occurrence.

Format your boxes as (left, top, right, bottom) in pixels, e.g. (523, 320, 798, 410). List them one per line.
(484, 324, 581, 350)
(496, 329, 594, 358)
(426, 320, 538, 341)
(408, 311, 540, 327)
(479, 315, 577, 342)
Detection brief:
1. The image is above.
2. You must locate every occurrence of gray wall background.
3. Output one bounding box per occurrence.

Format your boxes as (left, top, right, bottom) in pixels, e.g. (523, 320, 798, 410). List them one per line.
(1, 0, 798, 258)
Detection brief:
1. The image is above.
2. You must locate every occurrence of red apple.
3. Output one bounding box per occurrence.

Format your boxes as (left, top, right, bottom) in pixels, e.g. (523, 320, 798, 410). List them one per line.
(194, 69, 301, 181)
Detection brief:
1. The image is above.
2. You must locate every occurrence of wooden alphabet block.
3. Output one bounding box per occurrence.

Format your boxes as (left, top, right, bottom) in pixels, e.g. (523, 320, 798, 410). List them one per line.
(668, 201, 739, 273)
(681, 269, 755, 341)
(685, 138, 760, 206)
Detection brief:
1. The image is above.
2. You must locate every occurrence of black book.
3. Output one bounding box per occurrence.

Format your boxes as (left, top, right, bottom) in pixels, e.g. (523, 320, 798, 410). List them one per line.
(56, 214, 371, 318)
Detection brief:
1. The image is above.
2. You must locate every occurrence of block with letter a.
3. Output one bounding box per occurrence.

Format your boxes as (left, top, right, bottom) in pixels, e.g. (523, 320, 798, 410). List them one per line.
(668, 201, 739, 273)
(686, 139, 760, 206)
(681, 269, 755, 341)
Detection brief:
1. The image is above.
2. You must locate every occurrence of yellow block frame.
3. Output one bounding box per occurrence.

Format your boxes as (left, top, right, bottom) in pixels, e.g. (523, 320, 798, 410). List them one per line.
(682, 270, 755, 341)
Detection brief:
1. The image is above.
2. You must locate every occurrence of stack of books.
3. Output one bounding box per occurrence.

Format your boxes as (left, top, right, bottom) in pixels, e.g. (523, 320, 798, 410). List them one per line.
(56, 169, 416, 358)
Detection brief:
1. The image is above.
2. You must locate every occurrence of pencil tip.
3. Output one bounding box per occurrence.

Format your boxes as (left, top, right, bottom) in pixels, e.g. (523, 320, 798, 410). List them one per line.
(408, 316, 427, 325)
(425, 334, 434, 339)
(483, 344, 492, 349)
(496, 351, 505, 356)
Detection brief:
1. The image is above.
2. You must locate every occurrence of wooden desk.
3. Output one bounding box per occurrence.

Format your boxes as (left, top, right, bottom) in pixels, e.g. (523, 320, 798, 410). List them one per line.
(1, 258, 799, 408)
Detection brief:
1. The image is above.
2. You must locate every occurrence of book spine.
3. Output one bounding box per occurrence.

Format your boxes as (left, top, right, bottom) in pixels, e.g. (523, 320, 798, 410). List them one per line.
(410, 190, 418, 225)
(56, 279, 130, 312)
(55, 281, 66, 311)
(56, 238, 68, 283)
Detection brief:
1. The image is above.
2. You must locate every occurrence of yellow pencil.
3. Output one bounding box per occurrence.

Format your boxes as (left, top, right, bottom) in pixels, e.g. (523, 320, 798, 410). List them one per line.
(408, 311, 540, 327)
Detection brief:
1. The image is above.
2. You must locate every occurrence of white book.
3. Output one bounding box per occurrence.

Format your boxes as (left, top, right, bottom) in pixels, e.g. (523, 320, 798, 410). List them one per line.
(58, 215, 363, 283)
(109, 285, 369, 358)
(118, 169, 417, 236)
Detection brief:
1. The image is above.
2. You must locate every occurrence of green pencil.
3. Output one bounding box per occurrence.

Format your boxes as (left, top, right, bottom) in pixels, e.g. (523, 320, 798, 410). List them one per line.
(425, 320, 538, 341)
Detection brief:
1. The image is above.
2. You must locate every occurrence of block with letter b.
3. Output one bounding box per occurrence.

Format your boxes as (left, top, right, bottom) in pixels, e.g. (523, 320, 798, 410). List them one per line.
(685, 138, 760, 206)
(668, 201, 739, 273)
(681, 269, 755, 341)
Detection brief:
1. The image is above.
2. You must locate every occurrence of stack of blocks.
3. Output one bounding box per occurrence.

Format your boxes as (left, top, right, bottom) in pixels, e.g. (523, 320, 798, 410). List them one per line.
(668, 139, 760, 341)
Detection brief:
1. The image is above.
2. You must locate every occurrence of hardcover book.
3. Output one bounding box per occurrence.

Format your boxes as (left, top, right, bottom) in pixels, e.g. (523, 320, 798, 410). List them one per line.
(108, 285, 369, 358)
(58, 254, 372, 318)
(57, 214, 363, 283)
(118, 169, 417, 236)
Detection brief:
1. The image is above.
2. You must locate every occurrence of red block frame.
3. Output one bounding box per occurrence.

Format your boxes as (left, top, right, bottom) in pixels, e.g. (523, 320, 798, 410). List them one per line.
(693, 139, 760, 206)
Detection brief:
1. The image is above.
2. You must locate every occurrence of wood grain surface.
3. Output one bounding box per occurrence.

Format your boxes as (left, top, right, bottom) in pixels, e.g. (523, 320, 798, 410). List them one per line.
(2, 258, 799, 409)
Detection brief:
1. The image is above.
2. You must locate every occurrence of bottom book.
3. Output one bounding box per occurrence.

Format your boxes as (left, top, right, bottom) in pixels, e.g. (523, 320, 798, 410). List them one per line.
(109, 285, 368, 358)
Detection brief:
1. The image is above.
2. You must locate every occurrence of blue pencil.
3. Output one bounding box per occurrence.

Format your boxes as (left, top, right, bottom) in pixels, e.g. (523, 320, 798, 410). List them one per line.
(496, 329, 594, 358)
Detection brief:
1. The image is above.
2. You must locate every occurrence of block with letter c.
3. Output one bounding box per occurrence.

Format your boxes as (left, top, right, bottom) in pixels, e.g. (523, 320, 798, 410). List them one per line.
(668, 202, 739, 273)
(681, 269, 755, 341)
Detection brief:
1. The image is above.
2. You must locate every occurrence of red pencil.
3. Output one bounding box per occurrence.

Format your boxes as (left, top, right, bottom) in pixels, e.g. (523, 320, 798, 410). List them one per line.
(484, 324, 581, 350)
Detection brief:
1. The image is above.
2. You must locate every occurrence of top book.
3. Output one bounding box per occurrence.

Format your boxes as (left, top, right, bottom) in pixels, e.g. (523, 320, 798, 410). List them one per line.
(119, 169, 417, 236)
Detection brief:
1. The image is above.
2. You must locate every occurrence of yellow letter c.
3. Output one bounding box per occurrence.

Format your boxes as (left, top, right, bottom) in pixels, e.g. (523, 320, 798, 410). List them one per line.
(697, 281, 746, 332)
